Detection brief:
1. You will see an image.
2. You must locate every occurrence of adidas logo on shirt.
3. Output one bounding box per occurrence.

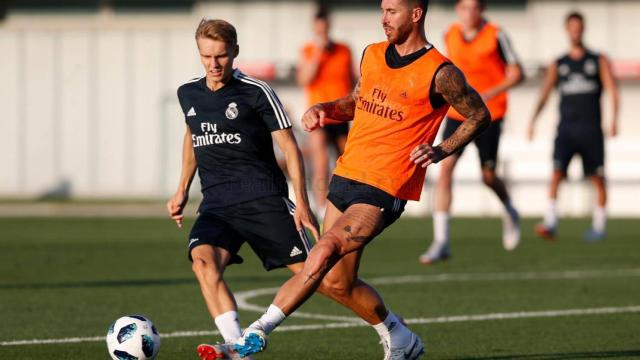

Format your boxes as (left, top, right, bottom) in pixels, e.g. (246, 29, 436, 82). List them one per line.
(290, 246, 303, 257)
(187, 107, 197, 117)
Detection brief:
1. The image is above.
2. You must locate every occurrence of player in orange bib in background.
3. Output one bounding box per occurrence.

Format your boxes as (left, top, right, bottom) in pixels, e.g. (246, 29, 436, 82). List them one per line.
(297, 7, 354, 217)
(419, 0, 524, 265)
(224, 1, 491, 359)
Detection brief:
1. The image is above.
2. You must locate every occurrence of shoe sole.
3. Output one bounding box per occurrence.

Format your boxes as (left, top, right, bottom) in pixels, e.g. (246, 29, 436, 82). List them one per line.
(197, 344, 225, 359)
(419, 254, 450, 265)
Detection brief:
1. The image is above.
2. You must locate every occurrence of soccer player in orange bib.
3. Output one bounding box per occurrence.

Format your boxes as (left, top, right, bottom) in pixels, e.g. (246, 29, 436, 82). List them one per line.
(217, 1, 491, 358)
(419, 0, 524, 265)
(297, 7, 355, 217)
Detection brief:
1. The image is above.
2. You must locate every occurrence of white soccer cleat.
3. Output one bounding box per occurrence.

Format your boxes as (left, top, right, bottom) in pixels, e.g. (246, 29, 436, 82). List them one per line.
(381, 332, 425, 360)
(233, 329, 267, 358)
(502, 207, 521, 251)
(418, 241, 450, 265)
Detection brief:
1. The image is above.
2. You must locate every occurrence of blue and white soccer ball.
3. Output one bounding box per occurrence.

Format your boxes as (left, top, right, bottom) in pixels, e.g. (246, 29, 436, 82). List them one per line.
(106, 315, 161, 360)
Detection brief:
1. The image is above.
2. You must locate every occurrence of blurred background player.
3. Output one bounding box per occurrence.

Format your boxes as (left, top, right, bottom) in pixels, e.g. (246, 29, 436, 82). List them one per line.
(419, 0, 523, 265)
(228, 0, 492, 358)
(297, 6, 355, 218)
(528, 11, 619, 242)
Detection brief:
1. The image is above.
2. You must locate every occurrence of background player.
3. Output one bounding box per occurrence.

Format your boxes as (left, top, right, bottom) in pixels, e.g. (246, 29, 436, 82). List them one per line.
(528, 11, 619, 242)
(419, 0, 523, 265)
(297, 6, 354, 217)
(226, 0, 492, 358)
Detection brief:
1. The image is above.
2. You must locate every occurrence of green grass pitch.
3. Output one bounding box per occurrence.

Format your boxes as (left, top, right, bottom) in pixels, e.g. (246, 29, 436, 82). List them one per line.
(1, 217, 639, 359)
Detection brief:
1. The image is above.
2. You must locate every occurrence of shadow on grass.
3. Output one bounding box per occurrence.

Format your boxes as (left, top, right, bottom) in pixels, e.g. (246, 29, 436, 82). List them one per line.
(449, 349, 640, 360)
(0, 274, 291, 290)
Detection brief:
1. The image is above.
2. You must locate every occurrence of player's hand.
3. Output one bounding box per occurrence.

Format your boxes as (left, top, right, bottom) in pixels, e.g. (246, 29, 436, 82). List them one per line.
(293, 202, 320, 241)
(410, 144, 446, 168)
(301, 105, 326, 132)
(166, 190, 188, 228)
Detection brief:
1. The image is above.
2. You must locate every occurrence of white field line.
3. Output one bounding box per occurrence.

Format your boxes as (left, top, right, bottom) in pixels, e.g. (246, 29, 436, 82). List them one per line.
(2, 305, 639, 346)
(3, 269, 640, 347)
(234, 268, 640, 321)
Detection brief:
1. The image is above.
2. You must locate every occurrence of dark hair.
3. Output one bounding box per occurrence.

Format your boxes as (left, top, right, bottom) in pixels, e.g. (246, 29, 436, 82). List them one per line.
(314, 6, 329, 21)
(566, 11, 584, 24)
(455, 0, 487, 8)
(408, 0, 429, 22)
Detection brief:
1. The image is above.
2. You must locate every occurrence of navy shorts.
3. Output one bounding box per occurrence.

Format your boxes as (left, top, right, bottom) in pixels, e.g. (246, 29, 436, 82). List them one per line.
(327, 175, 407, 230)
(444, 117, 503, 170)
(188, 196, 312, 271)
(553, 129, 605, 177)
(322, 123, 349, 149)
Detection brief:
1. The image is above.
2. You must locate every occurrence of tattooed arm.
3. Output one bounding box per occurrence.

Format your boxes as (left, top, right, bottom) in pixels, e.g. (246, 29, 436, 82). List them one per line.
(410, 64, 491, 168)
(301, 79, 361, 132)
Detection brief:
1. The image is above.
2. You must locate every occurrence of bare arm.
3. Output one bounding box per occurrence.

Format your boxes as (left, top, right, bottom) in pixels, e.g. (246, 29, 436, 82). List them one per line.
(296, 49, 323, 87)
(411, 64, 491, 167)
(166, 125, 197, 228)
(528, 61, 558, 139)
(482, 63, 524, 101)
(272, 128, 320, 240)
(301, 79, 360, 132)
(599, 54, 620, 137)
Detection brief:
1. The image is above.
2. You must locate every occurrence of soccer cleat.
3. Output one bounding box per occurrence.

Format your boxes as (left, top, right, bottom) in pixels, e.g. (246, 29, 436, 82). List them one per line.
(502, 208, 521, 251)
(584, 229, 605, 242)
(381, 332, 425, 360)
(534, 223, 556, 241)
(233, 329, 267, 358)
(197, 343, 244, 360)
(418, 242, 450, 265)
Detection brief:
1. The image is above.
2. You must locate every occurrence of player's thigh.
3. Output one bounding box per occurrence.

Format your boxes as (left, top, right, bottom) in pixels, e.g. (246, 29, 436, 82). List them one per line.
(190, 244, 233, 273)
(474, 119, 502, 170)
(553, 131, 577, 173)
(188, 211, 244, 266)
(323, 203, 385, 255)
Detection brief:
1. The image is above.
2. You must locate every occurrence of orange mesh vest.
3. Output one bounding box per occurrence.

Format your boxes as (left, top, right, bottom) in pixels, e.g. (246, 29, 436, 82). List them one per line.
(302, 42, 353, 106)
(445, 23, 507, 121)
(333, 41, 450, 201)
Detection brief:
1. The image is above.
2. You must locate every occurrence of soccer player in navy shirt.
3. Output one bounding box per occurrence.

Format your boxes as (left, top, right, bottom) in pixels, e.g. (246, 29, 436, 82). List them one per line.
(167, 19, 404, 360)
(528, 11, 619, 241)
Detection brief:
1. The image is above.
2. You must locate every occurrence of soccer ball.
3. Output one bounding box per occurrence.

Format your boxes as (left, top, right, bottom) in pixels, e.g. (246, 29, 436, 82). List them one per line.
(106, 315, 161, 360)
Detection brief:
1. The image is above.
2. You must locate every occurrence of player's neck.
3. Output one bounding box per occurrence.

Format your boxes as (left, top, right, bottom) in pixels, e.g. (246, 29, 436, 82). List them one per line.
(393, 30, 428, 57)
(462, 19, 486, 37)
(206, 74, 232, 92)
(569, 44, 586, 59)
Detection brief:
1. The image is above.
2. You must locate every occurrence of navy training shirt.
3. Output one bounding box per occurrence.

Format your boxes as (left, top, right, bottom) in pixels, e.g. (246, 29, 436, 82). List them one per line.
(177, 70, 292, 211)
(556, 49, 603, 131)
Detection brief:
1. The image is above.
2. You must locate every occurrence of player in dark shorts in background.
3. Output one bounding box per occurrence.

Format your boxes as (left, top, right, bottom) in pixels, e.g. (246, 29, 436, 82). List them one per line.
(297, 7, 354, 217)
(419, 0, 524, 265)
(528, 11, 619, 242)
(168, 19, 418, 360)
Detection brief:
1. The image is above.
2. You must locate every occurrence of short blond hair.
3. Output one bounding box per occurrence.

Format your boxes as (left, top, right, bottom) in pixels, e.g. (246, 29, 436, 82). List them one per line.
(195, 19, 237, 46)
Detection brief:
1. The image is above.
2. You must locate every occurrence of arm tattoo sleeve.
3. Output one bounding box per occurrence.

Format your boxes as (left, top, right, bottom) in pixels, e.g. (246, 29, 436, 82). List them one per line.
(435, 65, 491, 156)
(318, 79, 361, 122)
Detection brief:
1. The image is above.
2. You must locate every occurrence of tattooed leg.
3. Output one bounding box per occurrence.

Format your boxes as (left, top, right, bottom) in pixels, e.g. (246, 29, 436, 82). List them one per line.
(271, 203, 385, 315)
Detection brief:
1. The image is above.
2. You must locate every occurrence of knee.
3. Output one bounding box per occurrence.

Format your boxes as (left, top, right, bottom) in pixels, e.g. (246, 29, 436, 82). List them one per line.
(191, 257, 221, 282)
(481, 169, 497, 186)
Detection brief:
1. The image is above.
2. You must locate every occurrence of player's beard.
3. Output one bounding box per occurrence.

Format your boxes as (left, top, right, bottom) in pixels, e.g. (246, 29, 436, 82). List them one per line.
(385, 21, 412, 45)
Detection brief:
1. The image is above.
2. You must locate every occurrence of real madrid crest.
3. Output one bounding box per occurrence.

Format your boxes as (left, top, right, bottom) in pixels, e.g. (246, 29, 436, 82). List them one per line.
(225, 102, 239, 120)
(584, 59, 597, 76)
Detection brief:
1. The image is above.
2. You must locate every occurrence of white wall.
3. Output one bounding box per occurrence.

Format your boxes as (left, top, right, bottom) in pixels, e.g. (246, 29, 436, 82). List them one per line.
(0, 0, 638, 217)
